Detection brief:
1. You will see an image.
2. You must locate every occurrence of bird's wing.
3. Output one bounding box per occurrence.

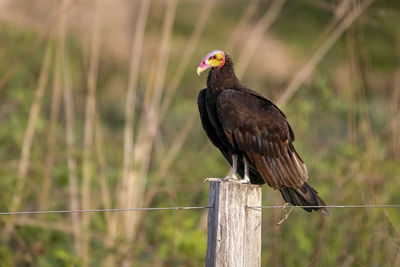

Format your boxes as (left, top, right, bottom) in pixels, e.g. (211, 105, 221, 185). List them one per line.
(197, 88, 232, 164)
(216, 89, 308, 189)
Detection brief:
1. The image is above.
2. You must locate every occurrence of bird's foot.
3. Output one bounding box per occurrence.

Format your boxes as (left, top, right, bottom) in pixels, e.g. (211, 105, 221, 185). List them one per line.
(276, 202, 294, 225)
(230, 173, 239, 180)
(241, 175, 251, 184)
(225, 174, 249, 184)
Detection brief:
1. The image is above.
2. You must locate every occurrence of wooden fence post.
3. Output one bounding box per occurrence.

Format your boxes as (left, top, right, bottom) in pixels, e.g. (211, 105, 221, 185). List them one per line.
(206, 180, 262, 267)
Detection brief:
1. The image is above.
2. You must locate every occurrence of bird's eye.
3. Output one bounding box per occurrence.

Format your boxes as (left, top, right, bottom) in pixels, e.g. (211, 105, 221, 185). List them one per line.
(212, 55, 217, 59)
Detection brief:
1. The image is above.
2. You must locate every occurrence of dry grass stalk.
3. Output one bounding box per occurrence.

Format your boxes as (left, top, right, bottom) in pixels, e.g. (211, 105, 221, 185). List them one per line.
(39, 35, 62, 211)
(143, 109, 196, 208)
(118, 0, 151, 238)
(105, 1, 152, 266)
(63, 59, 82, 256)
(81, 1, 104, 265)
(277, 0, 376, 106)
(120, 1, 177, 265)
(305, 0, 353, 61)
(236, 0, 286, 79)
(94, 112, 112, 225)
(60, 0, 82, 254)
(345, 29, 359, 145)
(388, 29, 400, 158)
(160, 0, 216, 120)
(124, 0, 177, 235)
(390, 70, 400, 157)
(347, 25, 375, 163)
(3, 40, 53, 240)
(94, 110, 116, 267)
(226, 0, 261, 53)
(357, 77, 374, 163)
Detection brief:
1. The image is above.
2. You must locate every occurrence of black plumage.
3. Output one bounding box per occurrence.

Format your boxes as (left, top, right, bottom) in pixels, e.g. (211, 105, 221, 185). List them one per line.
(197, 53, 328, 215)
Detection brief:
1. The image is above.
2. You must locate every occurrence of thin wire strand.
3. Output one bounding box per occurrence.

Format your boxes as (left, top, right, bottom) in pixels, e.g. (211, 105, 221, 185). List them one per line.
(246, 204, 400, 210)
(0, 206, 212, 216)
(2, 204, 400, 216)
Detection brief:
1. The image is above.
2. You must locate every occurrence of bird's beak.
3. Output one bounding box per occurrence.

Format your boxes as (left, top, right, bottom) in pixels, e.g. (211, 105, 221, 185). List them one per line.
(197, 66, 205, 76)
(197, 60, 211, 76)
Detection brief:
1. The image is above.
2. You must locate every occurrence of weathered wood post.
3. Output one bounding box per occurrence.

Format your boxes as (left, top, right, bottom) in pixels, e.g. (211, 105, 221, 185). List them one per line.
(206, 180, 262, 267)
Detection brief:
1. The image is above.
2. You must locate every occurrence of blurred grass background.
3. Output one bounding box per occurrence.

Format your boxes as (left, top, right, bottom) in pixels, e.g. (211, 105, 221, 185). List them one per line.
(0, 0, 399, 266)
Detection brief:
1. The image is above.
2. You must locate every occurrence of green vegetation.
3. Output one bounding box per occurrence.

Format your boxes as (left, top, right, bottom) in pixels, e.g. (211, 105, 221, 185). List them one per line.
(0, 0, 399, 266)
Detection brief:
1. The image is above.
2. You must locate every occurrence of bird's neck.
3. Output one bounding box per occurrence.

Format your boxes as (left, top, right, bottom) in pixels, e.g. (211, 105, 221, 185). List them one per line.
(207, 57, 242, 92)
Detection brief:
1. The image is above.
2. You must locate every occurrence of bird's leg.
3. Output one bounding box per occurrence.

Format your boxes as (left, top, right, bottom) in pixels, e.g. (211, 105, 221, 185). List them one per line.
(226, 155, 250, 184)
(230, 154, 239, 180)
(242, 157, 250, 184)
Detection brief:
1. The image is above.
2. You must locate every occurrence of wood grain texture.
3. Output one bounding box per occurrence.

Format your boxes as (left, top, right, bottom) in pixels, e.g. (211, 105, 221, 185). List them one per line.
(206, 181, 262, 267)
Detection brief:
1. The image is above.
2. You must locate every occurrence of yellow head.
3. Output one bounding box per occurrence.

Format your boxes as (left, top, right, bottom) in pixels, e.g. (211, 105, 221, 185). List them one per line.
(197, 50, 226, 76)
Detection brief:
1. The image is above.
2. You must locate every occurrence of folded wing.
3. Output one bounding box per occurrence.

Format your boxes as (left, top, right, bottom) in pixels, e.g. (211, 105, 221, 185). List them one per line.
(216, 89, 308, 189)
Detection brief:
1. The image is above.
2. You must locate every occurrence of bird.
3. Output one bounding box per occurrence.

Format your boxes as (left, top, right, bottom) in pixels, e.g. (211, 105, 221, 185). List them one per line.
(196, 49, 328, 215)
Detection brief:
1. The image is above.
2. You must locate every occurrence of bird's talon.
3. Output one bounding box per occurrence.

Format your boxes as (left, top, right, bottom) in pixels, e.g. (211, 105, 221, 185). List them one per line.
(242, 176, 251, 184)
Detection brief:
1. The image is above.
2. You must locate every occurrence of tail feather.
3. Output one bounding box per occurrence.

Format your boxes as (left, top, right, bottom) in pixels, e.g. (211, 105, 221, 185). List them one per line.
(279, 182, 329, 216)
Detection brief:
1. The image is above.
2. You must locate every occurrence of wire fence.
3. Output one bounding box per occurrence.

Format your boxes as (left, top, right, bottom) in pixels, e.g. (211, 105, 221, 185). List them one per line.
(0, 206, 212, 215)
(246, 204, 400, 210)
(1, 204, 400, 215)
